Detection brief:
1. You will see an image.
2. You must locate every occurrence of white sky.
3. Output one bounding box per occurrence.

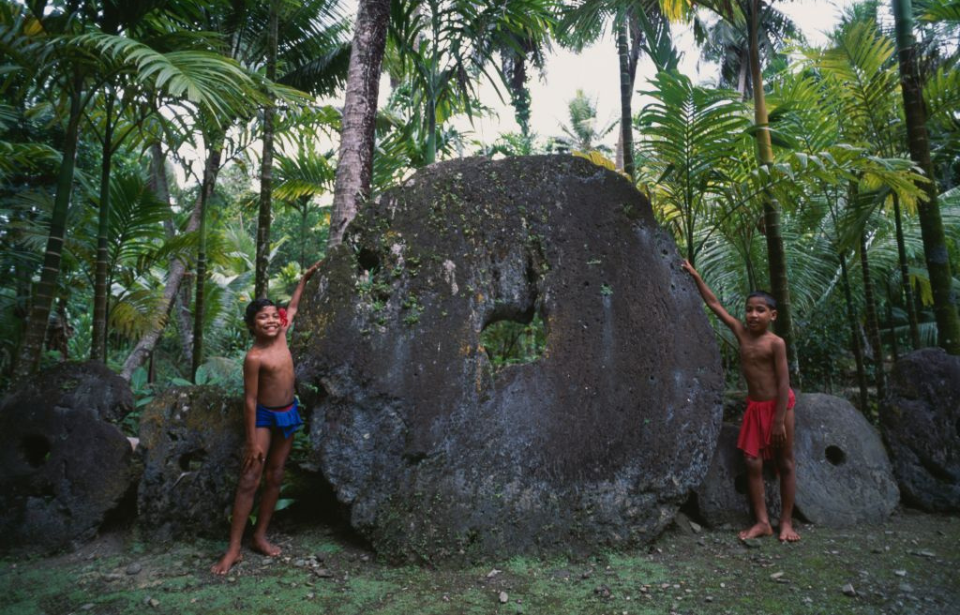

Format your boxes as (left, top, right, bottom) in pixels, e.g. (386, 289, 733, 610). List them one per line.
(442, 0, 857, 148)
(180, 1, 857, 188)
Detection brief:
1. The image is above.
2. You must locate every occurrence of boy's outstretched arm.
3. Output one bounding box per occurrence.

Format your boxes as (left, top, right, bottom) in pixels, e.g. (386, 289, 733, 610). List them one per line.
(283, 261, 321, 327)
(681, 260, 743, 334)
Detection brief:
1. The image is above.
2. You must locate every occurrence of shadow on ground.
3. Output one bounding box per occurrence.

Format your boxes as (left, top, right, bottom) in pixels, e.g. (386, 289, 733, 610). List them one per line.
(1, 508, 957, 615)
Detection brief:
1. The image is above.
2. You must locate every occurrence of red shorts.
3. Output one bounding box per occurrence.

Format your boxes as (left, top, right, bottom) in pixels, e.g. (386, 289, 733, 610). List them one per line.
(737, 389, 795, 460)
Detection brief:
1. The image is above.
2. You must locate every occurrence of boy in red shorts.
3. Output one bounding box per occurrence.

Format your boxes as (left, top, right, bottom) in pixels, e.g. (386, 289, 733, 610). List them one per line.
(212, 262, 320, 574)
(682, 260, 799, 542)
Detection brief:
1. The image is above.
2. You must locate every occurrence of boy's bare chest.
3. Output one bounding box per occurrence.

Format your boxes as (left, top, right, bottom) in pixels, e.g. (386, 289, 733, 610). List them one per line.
(258, 346, 294, 375)
(739, 341, 773, 366)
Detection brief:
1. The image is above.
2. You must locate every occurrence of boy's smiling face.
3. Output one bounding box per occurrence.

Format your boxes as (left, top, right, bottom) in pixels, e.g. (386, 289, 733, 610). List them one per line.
(744, 296, 776, 333)
(252, 305, 282, 338)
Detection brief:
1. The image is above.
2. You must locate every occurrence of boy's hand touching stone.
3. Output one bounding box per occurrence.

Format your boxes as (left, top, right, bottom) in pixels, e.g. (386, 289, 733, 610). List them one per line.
(303, 261, 321, 280)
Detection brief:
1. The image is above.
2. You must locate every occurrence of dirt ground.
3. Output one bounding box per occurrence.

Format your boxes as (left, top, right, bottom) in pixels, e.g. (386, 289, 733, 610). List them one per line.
(1, 508, 957, 615)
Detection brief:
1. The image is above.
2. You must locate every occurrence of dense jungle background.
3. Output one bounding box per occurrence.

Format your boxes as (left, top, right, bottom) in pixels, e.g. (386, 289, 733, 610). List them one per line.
(1, 0, 959, 441)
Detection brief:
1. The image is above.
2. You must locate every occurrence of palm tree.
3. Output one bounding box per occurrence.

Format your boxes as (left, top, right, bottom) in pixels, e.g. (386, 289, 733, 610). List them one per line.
(891, 0, 960, 354)
(697, 0, 801, 98)
(557, 88, 617, 152)
(328, 0, 391, 249)
(637, 71, 750, 265)
(4, 1, 260, 381)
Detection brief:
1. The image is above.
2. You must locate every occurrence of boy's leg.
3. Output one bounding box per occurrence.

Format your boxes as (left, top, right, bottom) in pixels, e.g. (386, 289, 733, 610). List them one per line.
(250, 428, 295, 557)
(776, 409, 800, 542)
(211, 427, 272, 575)
(739, 455, 774, 540)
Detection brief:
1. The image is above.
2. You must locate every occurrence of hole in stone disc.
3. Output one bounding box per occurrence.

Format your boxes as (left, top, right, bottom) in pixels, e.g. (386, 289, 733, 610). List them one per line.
(179, 449, 208, 472)
(825, 445, 846, 466)
(357, 247, 380, 273)
(734, 473, 748, 495)
(481, 311, 546, 372)
(20, 435, 51, 468)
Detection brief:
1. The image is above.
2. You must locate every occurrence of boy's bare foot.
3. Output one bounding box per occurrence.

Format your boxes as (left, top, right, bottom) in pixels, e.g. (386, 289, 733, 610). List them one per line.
(211, 549, 243, 575)
(779, 522, 801, 542)
(738, 522, 774, 541)
(251, 535, 282, 557)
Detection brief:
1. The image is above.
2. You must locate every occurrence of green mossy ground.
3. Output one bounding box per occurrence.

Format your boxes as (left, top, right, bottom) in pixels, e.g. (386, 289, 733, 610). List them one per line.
(2, 509, 957, 615)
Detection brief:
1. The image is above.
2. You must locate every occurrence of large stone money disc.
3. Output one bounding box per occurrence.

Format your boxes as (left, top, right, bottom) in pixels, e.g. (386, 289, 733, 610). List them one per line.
(294, 155, 723, 561)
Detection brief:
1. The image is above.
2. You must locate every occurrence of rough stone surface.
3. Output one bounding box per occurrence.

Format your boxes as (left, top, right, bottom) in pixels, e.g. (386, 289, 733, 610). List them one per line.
(694, 394, 898, 528)
(793, 393, 899, 525)
(0, 368, 134, 552)
(1, 361, 134, 424)
(137, 387, 244, 540)
(294, 156, 724, 561)
(692, 423, 782, 528)
(880, 348, 960, 512)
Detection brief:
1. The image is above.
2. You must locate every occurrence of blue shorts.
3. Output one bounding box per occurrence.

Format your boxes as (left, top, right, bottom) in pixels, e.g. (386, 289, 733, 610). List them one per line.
(255, 398, 303, 439)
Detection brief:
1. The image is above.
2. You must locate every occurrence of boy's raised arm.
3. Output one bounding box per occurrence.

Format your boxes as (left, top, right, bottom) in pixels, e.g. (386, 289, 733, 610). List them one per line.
(283, 261, 321, 327)
(681, 260, 742, 334)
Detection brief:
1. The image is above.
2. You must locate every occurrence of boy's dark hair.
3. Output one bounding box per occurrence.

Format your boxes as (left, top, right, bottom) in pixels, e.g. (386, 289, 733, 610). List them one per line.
(244, 298, 276, 332)
(747, 291, 777, 310)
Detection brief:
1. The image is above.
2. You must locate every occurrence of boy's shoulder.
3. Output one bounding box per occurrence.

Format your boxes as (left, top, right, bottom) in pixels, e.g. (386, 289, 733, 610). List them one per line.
(244, 345, 265, 364)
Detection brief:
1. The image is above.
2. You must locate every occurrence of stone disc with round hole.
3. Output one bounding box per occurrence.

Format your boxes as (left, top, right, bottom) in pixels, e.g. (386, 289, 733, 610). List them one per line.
(294, 155, 724, 562)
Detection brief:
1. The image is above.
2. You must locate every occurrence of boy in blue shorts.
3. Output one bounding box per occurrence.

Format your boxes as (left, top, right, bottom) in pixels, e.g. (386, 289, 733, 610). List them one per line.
(212, 262, 320, 574)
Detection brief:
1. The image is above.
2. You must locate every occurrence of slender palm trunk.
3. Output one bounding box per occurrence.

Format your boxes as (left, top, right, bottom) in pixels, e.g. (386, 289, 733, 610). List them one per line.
(300, 201, 309, 270)
(892, 194, 921, 348)
(748, 0, 799, 382)
(860, 229, 886, 401)
(888, 302, 900, 362)
(891, 0, 960, 354)
(329, 0, 391, 249)
(191, 139, 223, 381)
(425, 93, 438, 165)
(91, 97, 114, 362)
(120, 145, 205, 381)
(839, 251, 869, 410)
(14, 83, 83, 381)
(616, 14, 635, 181)
(254, 0, 279, 299)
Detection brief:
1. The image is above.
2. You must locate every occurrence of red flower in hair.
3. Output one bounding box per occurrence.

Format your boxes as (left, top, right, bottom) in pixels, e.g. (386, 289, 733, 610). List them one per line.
(278, 307, 288, 328)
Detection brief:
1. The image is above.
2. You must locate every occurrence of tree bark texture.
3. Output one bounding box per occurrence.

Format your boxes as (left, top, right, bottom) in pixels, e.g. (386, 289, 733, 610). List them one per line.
(13, 84, 83, 382)
(254, 0, 279, 299)
(328, 0, 391, 249)
(616, 15, 635, 181)
(91, 98, 115, 362)
(891, 0, 960, 354)
(748, 0, 799, 383)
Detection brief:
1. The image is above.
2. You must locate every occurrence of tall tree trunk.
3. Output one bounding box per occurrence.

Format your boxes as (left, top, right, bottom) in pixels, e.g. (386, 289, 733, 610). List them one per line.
(191, 139, 223, 381)
(888, 302, 900, 362)
(748, 0, 799, 383)
(891, 0, 960, 354)
(254, 0, 279, 299)
(860, 229, 886, 401)
(13, 83, 83, 381)
(91, 97, 115, 362)
(120, 145, 206, 381)
(616, 14, 635, 181)
(892, 193, 921, 348)
(328, 0, 391, 249)
(839, 250, 869, 410)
